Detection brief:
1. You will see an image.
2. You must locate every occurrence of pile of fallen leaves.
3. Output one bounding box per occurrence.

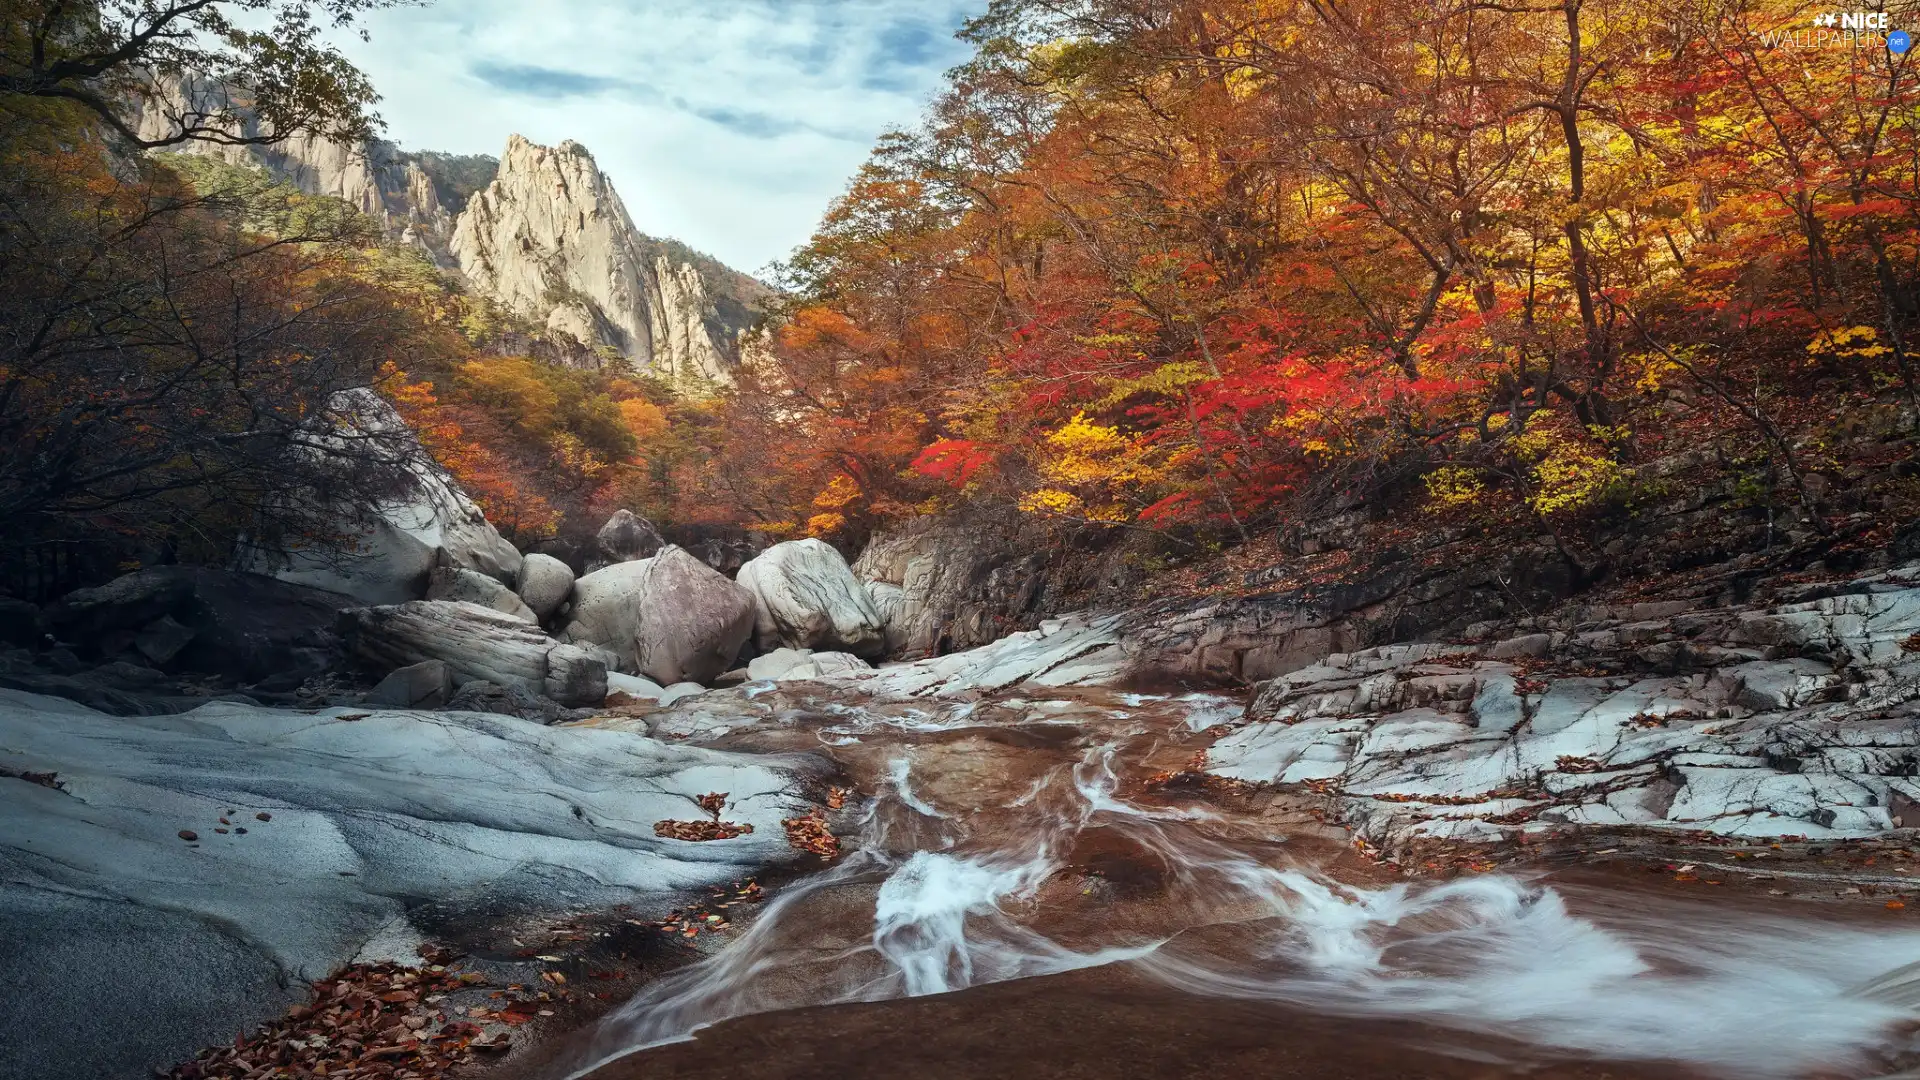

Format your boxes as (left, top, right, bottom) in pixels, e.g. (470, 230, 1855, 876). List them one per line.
(166, 955, 508, 1079)
(654, 819, 753, 841)
(655, 791, 754, 841)
(782, 809, 839, 858)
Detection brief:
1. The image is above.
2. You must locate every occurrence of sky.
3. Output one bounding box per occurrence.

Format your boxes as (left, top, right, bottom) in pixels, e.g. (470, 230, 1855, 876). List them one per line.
(333, 0, 986, 276)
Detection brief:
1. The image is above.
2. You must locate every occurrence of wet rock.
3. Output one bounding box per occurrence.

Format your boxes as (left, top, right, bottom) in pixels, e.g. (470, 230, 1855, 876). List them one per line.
(656, 682, 708, 706)
(851, 614, 1126, 697)
(426, 565, 538, 624)
(564, 546, 754, 686)
(737, 539, 886, 657)
(515, 552, 575, 621)
(444, 679, 574, 723)
(747, 647, 812, 681)
(1209, 566, 1920, 846)
(763, 651, 871, 683)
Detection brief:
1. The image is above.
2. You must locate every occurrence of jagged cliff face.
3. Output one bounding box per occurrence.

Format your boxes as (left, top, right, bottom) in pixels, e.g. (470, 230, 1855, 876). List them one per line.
(450, 135, 762, 382)
(133, 81, 766, 380)
(132, 76, 463, 265)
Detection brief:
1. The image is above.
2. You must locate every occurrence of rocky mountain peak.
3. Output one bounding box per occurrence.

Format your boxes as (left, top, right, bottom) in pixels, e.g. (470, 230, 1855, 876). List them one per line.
(132, 79, 767, 382)
(451, 133, 764, 382)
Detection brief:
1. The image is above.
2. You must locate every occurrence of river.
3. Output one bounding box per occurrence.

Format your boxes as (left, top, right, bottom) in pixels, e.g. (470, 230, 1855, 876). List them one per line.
(536, 688, 1920, 1080)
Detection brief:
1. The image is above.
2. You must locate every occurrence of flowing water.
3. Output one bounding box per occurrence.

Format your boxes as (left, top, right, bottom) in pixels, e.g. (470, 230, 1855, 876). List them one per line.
(552, 690, 1920, 1080)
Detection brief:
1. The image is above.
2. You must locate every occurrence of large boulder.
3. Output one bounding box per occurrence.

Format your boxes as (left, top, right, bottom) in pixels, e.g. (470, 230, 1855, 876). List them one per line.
(563, 546, 755, 686)
(340, 600, 606, 707)
(736, 539, 885, 657)
(42, 567, 353, 686)
(426, 565, 538, 624)
(515, 553, 575, 620)
(595, 509, 664, 568)
(247, 389, 522, 606)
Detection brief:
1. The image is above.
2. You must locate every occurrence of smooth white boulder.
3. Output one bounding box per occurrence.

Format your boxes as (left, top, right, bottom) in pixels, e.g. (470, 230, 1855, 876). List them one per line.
(657, 682, 708, 706)
(515, 553, 576, 620)
(426, 565, 538, 624)
(736, 539, 885, 657)
(563, 546, 755, 686)
(248, 389, 522, 605)
(606, 671, 668, 701)
(848, 614, 1127, 697)
(0, 688, 822, 1080)
(747, 647, 812, 681)
(775, 651, 871, 682)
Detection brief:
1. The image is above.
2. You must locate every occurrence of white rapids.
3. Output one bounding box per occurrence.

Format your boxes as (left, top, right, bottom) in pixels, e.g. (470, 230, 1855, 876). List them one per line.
(562, 693, 1920, 1080)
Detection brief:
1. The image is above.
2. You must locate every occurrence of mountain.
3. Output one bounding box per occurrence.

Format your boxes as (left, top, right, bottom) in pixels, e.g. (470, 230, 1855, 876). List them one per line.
(132, 77, 770, 382)
(450, 135, 768, 383)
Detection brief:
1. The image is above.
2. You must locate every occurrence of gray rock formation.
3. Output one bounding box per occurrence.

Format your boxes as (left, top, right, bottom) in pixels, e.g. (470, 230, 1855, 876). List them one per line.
(132, 74, 469, 264)
(247, 389, 522, 606)
(596, 509, 665, 567)
(606, 670, 668, 702)
(1119, 540, 1579, 686)
(0, 689, 826, 1080)
(1203, 565, 1920, 846)
(852, 515, 1048, 658)
(42, 567, 352, 686)
(563, 546, 755, 686)
(863, 581, 908, 655)
(744, 647, 872, 683)
(449, 135, 767, 380)
(365, 658, 453, 708)
(133, 83, 767, 374)
(340, 600, 605, 707)
(737, 539, 886, 657)
(425, 565, 538, 624)
(515, 553, 576, 621)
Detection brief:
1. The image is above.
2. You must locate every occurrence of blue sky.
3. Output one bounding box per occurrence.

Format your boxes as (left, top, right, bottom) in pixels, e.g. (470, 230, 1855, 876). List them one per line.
(336, 0, 984, 275)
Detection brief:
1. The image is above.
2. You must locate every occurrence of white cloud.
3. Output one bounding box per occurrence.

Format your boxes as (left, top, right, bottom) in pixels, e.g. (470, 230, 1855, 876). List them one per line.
(334, 0, 983, 276)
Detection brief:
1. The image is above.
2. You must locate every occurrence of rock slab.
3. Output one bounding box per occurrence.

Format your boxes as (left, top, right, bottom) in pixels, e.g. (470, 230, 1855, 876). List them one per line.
(0, 689, 823, 1080)
(341, 600, 606, 707)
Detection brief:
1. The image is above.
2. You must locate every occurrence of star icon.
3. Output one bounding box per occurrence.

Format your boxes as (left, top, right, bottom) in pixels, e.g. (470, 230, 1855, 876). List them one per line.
(1815, 12, 1837, 26)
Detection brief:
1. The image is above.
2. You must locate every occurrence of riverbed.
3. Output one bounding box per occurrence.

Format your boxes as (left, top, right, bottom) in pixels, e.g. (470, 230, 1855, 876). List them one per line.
(528, 688, 1920, 1080)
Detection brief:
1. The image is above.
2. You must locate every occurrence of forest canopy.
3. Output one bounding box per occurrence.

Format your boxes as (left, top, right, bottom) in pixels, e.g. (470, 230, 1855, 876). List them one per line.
(622, 0, 1920, 563)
